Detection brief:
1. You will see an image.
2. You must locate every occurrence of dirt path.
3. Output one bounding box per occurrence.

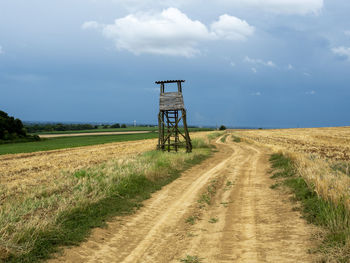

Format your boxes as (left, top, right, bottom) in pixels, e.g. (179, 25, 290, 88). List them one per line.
(39, 131, 151, 138)
(51, 138, 317, 263)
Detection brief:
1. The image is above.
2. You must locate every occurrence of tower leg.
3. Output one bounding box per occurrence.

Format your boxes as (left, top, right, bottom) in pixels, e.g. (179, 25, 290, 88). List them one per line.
(182, 109, 192, 153)
(157, 112, 162, 150)
(174, 110, 178, 152)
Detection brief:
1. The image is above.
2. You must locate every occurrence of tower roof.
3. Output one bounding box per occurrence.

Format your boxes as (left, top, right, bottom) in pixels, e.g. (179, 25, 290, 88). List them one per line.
(155, 80, 185, 84)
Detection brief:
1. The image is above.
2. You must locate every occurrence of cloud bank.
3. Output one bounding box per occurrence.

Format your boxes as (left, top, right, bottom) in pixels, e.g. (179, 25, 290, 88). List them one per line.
(332, 46, 350, 61)
(244, 56, 276, 67)
(83, 8, 254, 57)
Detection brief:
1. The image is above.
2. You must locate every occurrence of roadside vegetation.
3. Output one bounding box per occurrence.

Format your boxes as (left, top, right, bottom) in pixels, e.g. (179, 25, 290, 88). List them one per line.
(231, 134, 241, 143)
(0, 138, 212, 262)
(269, 153, 350, 262)
(207, 131, 225, 141)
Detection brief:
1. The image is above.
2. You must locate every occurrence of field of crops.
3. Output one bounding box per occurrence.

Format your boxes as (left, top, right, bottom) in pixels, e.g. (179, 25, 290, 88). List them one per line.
(235, 127, 350, 214)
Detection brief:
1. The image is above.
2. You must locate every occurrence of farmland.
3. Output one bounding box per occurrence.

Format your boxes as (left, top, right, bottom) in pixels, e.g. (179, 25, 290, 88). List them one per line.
(0, 133, 158, 155)
(1, 128, 350, 262)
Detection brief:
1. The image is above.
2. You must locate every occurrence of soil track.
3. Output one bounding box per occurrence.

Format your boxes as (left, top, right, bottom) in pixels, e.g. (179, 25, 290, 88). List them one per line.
(51, 137, 317, 263)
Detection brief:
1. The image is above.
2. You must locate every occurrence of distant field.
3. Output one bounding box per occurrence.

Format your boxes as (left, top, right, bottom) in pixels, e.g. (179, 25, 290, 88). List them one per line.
(0, 133, 159, 155)
(31, 126, 158, 135)
(31, 127, 212, 135)
(0, 128, 212, 155)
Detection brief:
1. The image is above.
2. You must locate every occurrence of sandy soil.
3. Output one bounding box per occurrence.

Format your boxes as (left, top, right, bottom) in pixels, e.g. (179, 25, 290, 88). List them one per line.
(50, 137, 317, 263)
(39, 131, 151, 138)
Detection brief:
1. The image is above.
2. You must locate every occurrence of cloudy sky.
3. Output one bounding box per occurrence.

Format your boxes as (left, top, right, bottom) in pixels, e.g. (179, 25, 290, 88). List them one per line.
(1, 0, 349, 127)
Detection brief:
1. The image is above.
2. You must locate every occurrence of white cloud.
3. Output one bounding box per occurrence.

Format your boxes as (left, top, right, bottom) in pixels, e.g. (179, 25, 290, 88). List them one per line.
(303, 72, 311, 77)
(0, 45, 3, 54)
(251, 91, 261, 96)
(244, 56, 276, 67)
(305, 90, 316, 95)
(344, 31, 350, 37)
(251, 67, 257, 73)
(332, 46, 350, 61)
(83, 8, 254, 57)
(211, 14, 254, 41)
(287, 64, 294, 70)
(221, 0, 323, 15)
(82, 21, 100, 30)
(230, 61, 236, 67)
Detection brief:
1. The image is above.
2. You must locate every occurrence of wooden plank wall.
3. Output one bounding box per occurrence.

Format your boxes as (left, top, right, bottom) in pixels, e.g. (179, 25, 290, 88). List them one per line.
(159, 92, 185, 111)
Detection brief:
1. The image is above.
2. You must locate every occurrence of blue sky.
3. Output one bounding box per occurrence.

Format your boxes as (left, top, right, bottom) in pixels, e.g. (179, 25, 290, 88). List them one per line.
(1, 0, 350, 128)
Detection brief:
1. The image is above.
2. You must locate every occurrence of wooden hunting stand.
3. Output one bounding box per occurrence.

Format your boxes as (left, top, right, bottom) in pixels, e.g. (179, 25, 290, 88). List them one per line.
(156, 80, 192, 153)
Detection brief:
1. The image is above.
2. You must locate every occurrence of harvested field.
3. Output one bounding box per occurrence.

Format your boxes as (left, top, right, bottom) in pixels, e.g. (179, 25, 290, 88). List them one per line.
(233, 127, 350, 204)
(0, 132, 209, 199)
(233, 127, 350, 161)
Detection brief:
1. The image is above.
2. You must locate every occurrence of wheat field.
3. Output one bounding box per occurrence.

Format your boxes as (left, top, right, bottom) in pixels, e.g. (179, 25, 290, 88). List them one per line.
(233, 127, 350, 211)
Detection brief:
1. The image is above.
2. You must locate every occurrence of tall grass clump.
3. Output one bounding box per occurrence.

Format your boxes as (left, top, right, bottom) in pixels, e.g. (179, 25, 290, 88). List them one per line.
(207, 131, 224, 141)
(269, 153, 350, 262)
(0, 144, 211, 262)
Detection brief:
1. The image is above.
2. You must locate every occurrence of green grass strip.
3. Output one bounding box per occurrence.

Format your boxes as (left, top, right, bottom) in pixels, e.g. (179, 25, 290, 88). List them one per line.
(269, 153, 350, 262)
(0, 133, 158, 155)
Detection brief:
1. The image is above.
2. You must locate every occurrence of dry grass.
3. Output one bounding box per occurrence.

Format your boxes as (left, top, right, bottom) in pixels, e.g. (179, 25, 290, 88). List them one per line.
(0, 132, 209, 203)
(0, 132, 211, 261)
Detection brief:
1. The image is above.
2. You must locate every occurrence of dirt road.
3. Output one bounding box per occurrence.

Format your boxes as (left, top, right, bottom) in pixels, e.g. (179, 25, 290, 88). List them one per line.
(51, 137, 316, 263)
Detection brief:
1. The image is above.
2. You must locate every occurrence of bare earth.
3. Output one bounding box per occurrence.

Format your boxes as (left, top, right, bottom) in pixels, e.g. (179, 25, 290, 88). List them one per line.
(38, 131, 151, 138)
(50, 137, 317, 263)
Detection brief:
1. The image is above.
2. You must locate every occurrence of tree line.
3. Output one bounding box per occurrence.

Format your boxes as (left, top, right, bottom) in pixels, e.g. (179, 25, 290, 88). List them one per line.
(24, 123, 128, 133)
(0, 110, 40, 143)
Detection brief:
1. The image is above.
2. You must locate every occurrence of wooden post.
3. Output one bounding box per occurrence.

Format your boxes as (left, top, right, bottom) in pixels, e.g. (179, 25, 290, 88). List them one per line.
(182, 109, 192, 153)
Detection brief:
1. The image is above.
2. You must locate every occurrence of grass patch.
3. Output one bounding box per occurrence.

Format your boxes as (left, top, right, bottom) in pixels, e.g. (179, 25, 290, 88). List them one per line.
(269, 153, 350, 262)
(207, 132, 224, 141)
(197, 179, 218, 208)
(0, 133, 159, 155)
(186, 215, 199, 225)
(191, 138, 210, 149)
(269, 183, 280, 189)
(208, 217, 218, 224)
(226, 180, 233, 187)
(220, 134, 228, 143)
(0, 145, 212, 262)
(180, 255, 203, 263)
(231, 135, 241, 143)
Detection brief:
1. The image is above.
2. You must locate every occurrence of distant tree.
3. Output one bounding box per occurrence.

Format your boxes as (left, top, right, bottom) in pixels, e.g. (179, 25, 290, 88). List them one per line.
(121, 124, 127, 128)
(219, 125, 226, 131)
(103, 125, 110, 129)
(111, 123, 120, 128)
(0, 110, 39, 142)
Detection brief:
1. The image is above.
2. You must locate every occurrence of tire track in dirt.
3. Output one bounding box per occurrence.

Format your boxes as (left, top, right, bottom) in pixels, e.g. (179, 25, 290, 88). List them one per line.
(50, 136, 317, 263)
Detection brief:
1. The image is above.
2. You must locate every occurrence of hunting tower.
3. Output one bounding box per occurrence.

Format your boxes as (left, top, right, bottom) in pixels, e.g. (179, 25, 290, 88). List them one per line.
(156, 80, 192, 153)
